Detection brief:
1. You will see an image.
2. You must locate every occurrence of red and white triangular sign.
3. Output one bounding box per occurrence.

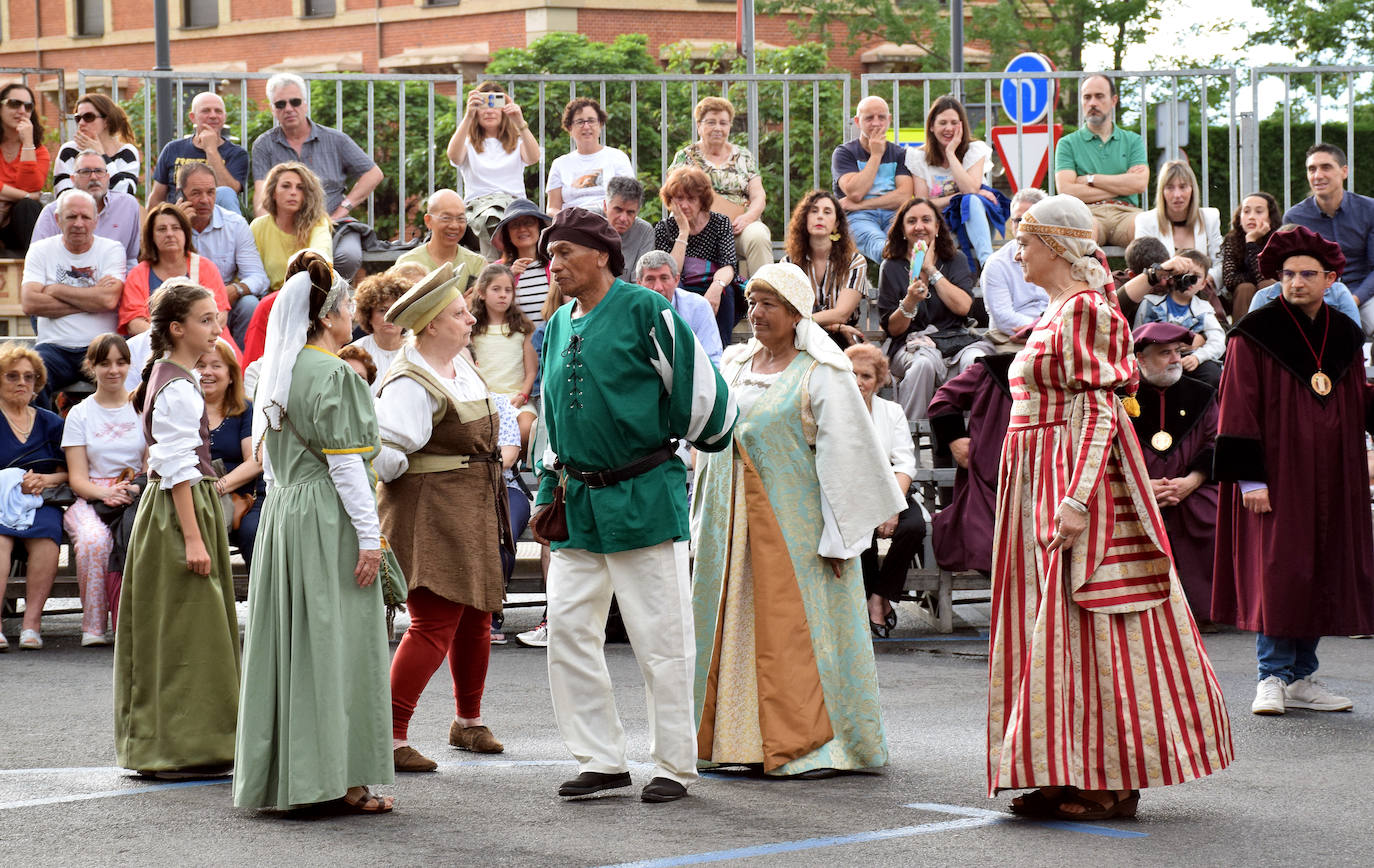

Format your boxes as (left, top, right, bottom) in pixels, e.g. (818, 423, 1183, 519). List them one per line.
(989, 124, 1062, 193)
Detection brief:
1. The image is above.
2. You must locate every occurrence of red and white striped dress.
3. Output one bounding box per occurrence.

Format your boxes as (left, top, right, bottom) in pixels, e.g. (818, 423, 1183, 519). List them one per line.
(987, 288, 1232, 796)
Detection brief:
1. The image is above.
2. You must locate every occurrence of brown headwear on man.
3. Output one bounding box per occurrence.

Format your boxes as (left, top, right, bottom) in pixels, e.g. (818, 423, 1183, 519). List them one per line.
(536, 207, 625, 278)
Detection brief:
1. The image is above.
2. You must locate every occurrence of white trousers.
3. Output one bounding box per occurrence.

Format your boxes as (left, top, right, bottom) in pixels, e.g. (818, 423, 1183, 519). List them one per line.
(546, 539, 699, 786)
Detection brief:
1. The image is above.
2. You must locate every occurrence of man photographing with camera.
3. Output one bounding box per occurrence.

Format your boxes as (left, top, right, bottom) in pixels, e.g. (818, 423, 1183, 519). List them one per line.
(1118, 248, 1225, 388)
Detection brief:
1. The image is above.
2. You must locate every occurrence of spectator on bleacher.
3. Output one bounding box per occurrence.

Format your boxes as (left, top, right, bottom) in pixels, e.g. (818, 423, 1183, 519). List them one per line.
(21, 190, 126, 408)
(251, 161, 332, 292)
(338, 344, 376, 385)
(782, 189, 867, 348)
(348, 271, 411, 390)
(251, 72, 382, 282)
(1112, 236, 1167, 322)
(0, 83, 50, 256)
(693, 262, 899, 779)
(148, 92, 247, 213)
(177, 163, 268, 348)
(1221, 191, 1279, 319)
(1243, 223, 1362, 326)
(197, 339, 262, 569)
(1131, 160, 1223, 287)
(376, 263, 513, 771)
(832, 95, 914, 264)
(469, 263, 538, 448)
(33, 149, 141, 271)
(636, 250, 722, 366)
(234, 256, 394, 813)
(654, 166, 739, 348)
(394, 189, 485, 292)
(591, 176, 653, 282)
(119, 203, 231, 341)
(446, 82, 541, 259)
(1053, 74, 1148, 248)
(1127, 248, 1225, 388)
(845, 342, 923, 639)
(1126, 323, 1219, 624)
(61, 334, 144, 646)
(53, 94, 138, 197)
(491, 197, 553, 325)
(545, 97, 634, 214)
(0, 344, 66, 651)
(907, 95, 1007, 272)
(927, 351, 1016, 575)
(981, 187, 1048, 351)
(1282, 143, 1374, 335)
(877, 197, 981, 423)
(669, 96, 773, 283)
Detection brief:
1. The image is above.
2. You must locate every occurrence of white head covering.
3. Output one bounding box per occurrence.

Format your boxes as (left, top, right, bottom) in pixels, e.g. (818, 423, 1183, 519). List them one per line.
(1019, 194, 1113, 289)
(251, 264, 349, 455)
(737, 262, 852, 372)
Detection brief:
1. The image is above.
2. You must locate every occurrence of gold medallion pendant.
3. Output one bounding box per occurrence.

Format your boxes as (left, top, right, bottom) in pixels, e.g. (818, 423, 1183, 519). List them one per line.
(1311, 371, 1332, 396)
(1150, 430, 1173, 451)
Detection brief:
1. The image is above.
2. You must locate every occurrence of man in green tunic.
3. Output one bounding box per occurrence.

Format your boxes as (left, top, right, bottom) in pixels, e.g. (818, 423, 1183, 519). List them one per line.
(535, 208, 736, 803)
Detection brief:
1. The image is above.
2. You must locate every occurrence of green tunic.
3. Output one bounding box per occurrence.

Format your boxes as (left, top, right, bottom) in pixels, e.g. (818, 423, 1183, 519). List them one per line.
(233, 347, 394, 809)
(535, 279, 735, 553)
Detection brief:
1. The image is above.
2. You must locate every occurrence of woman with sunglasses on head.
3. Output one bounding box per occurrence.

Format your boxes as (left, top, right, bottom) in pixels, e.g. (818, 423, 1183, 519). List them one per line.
(53, 94, 140, 196)
(0, 83, 50, 255)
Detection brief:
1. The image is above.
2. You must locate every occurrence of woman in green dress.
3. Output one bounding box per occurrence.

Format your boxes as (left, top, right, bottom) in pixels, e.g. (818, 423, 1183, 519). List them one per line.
(115, 280, 239, 779)
(232, 253, 395, 814)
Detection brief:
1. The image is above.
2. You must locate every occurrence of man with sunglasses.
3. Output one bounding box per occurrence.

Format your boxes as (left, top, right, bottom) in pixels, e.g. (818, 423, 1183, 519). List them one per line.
(250, 73, 383, 282)
(31, 149, 140, 271)
(147, 92, 248, 213)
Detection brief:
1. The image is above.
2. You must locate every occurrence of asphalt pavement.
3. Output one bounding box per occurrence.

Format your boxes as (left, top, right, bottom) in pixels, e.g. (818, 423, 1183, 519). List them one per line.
(3, 602, 1372, 867)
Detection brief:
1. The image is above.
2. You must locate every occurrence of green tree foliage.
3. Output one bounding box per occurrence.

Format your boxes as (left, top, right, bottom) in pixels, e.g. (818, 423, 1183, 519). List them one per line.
(1250, 0, 1374, 65)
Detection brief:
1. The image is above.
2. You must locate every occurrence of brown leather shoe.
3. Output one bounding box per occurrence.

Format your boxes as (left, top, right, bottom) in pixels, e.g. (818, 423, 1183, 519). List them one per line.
(449, 722, 504, 754)
(393, 745, 438, 772)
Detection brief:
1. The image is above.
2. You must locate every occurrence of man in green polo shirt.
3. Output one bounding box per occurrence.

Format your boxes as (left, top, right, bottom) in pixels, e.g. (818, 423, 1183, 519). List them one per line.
(1053, 73, 1149, 248)
(395, 188, 486, 291)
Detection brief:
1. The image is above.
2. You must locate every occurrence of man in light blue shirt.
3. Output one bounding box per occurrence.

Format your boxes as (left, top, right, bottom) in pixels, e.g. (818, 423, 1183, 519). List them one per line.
(178, 162, 268, 347)
(635, 250, 723, 366)
(31, 149, 140, 271)
(980, 188, 1049, 348)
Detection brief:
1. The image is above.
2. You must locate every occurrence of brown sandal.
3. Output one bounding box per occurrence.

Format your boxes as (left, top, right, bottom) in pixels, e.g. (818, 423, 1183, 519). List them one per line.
(339, 788, 394, 814)
(1009, 786, 1073, 817)
(1052, 789, 1139, 821)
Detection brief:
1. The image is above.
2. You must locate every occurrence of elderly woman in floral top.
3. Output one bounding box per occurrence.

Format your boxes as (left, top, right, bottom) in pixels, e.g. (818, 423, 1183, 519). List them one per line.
(668, 96, 774, 282)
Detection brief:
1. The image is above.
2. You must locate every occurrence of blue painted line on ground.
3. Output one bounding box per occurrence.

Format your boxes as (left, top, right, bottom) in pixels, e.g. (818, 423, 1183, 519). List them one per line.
(0, 779, 228, 811)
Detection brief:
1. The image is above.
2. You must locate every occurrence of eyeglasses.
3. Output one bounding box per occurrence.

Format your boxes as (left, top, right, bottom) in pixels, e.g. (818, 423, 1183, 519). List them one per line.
(699, 119, 731, 128)
(273, 97, 304, 110)
(3, 370, 36, 384)
(71, 112, 104, 124)
(1279, 269, 1327, 282)
(4, 98, 33, 111)
(74, 167, 108, 177)
(570, 117, 600, 127)
(431, 213, 467, 225)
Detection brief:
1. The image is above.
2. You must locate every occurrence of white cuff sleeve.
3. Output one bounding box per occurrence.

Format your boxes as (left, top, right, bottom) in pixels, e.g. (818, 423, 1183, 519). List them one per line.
(326, 453, 380, 550)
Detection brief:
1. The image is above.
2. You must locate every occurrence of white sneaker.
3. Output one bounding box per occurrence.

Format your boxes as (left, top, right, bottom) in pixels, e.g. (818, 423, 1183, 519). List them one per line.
(1251, 675, 1286, 715)
(1284, 676, 1353, 712)
(0, 632, 8, 651)
(516, 621, 549, 648)
(18, 629, 42, 650)
(81, 632, 111, 647)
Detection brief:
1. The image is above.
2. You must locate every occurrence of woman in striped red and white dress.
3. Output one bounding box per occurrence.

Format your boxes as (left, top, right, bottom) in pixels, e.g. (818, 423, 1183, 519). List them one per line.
(989, 195, 1232, 821)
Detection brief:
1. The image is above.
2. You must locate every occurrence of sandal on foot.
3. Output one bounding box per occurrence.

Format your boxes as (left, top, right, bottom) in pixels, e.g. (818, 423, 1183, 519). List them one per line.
(339, 788, 394, 814)
(884, 606, 897, 632)
(869, 621, 890, 639)
(1053, 790, 1139, 821)
(1009, 787, 1072, 818)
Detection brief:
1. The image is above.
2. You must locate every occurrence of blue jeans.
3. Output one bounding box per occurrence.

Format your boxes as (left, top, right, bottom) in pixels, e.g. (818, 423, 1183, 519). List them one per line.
(961, 194, 994, 267)
(501, 483, 532, 583)
(1256, 633, 1320, 683)
(228, 293, 260, 350)
(34, 343, 88, 410)
(848, 207, 896, 264)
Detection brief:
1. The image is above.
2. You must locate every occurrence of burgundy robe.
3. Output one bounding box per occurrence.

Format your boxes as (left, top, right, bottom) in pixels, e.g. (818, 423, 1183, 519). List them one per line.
(1131, 377, 1219, 620)
(927, 354, 1013, 573)
(1212, 297, 1374, 636)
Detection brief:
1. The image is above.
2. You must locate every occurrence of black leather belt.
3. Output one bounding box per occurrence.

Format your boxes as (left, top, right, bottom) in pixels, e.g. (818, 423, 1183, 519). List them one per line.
(558, 441, 679, 490)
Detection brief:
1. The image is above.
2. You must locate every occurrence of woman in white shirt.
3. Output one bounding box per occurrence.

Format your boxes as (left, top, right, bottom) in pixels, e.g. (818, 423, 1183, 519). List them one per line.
(906, 95, 1002, 270)
(1131, 160, 1224, 288)
(445, 82, 542, 258)
(845, 342, 924, 638)
(62, 334, 146, 645)
(544, 97, 634, 214)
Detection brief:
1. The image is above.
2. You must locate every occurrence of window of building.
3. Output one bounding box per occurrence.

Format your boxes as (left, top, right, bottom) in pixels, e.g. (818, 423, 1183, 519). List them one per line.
(183, 0, 218, 29)
(75, 0, 104, 37)
(302, 0, 335, 18)
(424, 0, 460, 6)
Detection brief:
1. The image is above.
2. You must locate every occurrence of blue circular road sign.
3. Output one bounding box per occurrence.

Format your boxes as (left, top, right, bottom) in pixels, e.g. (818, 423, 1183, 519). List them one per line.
(1001, 53, 1056, 125)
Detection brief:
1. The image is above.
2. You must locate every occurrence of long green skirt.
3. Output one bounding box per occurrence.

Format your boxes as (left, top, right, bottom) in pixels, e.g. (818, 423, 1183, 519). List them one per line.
(114, 478, 240, 772)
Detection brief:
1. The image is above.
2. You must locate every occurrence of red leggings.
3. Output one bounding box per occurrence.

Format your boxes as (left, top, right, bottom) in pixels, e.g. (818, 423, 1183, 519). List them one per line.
(390, 587, 492, 739)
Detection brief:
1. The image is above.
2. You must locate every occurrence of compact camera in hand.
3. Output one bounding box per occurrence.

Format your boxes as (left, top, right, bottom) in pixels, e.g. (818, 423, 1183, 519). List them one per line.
(485, 94, 506, 108)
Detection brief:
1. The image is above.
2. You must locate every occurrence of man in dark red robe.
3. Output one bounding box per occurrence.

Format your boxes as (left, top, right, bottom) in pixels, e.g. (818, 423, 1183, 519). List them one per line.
(1213, 225, 1374, 717)
(927, 353, 1014, 573)
(1128, 322, 1219, 623)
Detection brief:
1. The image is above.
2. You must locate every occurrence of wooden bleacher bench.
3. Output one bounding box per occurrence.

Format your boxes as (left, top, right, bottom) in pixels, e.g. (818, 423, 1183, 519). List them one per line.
(0, 257, 35, 337)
